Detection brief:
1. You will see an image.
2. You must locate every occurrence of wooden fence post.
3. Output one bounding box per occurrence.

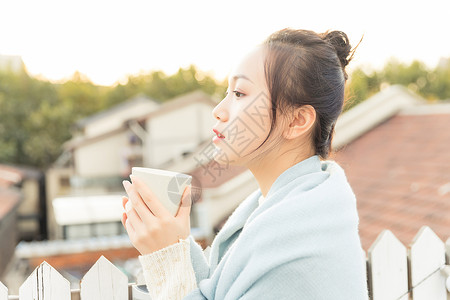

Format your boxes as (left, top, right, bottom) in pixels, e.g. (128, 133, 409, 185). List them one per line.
(19, 261, 70, 300)
(409, 226, 447, 299)
(80, 256, 128, 300)
(3, 229, 448, 299)
(0, 281, 7, 300)
(368, 229, 408, 300)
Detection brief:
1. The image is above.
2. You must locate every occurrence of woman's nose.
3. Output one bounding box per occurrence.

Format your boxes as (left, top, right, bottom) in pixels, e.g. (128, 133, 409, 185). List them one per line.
(212, 101, 228, 121)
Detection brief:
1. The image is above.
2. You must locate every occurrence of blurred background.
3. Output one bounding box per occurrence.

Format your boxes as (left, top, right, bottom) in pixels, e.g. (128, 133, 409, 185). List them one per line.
(0, 0, 449, 295)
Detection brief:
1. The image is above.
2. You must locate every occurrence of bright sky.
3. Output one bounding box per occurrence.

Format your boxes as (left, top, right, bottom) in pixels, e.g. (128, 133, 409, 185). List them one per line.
(1, 0, 449, 86)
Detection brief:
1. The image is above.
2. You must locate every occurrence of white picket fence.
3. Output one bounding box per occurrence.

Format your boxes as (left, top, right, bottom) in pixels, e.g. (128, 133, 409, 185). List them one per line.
(1, 226, 449, 300)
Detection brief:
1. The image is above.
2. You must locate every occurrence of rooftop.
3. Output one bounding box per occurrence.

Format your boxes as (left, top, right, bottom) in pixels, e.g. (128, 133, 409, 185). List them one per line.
(74, 94, 159, 129)
(135, 90, 218, 122)
(334, 111, 450, 250)
(0, 164, 42, 188)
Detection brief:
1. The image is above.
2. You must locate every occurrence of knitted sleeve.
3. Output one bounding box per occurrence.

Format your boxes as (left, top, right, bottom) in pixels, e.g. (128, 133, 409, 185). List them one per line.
(138, 237, 198, 300)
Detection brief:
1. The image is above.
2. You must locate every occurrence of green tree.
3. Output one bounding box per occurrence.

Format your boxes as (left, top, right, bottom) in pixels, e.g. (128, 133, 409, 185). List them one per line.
(344, 58, 450, 108)
(381, 59, 431, 96)
(106, 65, 226, 105)
(0, 70, 59, 167)
(57, 71, 107, 118)
(428, 60, 450, 100)
(345, 68, 381, 111)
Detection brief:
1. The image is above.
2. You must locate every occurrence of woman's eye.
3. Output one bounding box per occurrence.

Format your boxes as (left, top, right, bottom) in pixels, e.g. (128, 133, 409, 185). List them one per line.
(233, 90, 244, 98)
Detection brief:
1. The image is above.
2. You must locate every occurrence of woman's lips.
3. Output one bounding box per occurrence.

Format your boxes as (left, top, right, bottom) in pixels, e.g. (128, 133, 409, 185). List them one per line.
(213, 129, 225, 139)
(213, 129, 225, 144)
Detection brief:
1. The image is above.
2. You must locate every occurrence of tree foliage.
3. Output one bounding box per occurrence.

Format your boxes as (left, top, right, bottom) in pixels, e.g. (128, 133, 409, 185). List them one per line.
(105, 65, 226, 106)
(345, 58, 450, 111)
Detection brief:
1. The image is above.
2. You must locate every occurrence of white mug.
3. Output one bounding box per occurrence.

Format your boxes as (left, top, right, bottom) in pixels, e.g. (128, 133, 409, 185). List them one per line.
(130, 167, 192, 216)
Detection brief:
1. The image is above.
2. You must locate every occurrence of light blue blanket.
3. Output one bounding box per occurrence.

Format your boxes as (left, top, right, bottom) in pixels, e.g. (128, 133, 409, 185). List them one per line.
(186, 155, 369, 299)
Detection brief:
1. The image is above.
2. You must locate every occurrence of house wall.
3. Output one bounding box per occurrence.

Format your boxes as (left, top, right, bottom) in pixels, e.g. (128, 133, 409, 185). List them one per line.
(0, 189, 21, 276)
(74, 131, 129, 177)
(144, 102, 215, 167)
(16, 179, 41, 239)
(0, 205, 18, 276)
(17, 180, 39, 216)
(84, 101, 158, 138)
(45, 167, 73, 240)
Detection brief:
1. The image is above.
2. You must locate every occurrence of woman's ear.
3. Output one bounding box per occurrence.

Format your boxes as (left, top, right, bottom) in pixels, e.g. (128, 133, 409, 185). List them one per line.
(283, 105, 316, 140)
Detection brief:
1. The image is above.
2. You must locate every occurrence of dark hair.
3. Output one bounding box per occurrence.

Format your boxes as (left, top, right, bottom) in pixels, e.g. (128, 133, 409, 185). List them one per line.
(258, 28, 356, 159)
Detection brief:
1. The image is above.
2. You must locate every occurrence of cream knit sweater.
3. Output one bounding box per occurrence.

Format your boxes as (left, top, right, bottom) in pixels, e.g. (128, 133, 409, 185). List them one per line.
(138, 195, 266, 300)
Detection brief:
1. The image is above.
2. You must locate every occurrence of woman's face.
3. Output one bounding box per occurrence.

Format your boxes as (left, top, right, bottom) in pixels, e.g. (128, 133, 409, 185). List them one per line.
(212, 46, 280, 167)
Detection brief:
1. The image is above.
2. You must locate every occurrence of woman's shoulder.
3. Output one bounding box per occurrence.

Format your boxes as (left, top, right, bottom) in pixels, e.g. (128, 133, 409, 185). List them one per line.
(277, 159, 353, 203)
(247, 159, 358, 231)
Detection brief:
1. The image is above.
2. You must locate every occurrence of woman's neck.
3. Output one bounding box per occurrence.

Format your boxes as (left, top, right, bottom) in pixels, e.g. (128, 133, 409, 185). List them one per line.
(247, 143, 315, 198)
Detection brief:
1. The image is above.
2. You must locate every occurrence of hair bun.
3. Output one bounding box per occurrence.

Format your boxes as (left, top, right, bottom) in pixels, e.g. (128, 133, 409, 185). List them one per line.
(321, 30, 353, 69)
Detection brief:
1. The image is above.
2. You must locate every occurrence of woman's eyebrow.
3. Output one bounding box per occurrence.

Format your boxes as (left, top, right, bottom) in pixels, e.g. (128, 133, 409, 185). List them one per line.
(231, 74, 255, 84)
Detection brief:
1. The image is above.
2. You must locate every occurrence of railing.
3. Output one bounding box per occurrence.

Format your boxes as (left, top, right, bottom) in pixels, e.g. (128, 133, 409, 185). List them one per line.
(367, 226, 449, 300)
(1, 226, 449, 300)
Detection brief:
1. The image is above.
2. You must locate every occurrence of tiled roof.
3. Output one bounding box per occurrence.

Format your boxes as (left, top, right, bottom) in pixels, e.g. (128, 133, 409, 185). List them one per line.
(74, 95, 159, 129)
(0, 164, 42, 187)
(136, 90, 218, 121)
(333, 113, 450, 250)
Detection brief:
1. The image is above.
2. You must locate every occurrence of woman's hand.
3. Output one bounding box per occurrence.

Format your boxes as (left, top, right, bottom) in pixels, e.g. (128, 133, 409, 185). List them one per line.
(121, 175, 192, 255)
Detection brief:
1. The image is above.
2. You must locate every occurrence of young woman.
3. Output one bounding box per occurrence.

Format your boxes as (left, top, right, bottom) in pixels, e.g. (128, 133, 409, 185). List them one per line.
(122, 28, 369, 299)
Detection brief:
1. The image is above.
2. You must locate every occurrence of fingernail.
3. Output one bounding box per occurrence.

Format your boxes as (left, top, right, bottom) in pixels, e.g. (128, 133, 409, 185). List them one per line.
(125, 201, 133, 213)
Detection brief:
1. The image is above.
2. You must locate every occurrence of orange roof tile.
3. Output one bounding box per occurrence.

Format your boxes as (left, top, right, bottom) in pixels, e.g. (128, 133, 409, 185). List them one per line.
(333, 113, 450, 250)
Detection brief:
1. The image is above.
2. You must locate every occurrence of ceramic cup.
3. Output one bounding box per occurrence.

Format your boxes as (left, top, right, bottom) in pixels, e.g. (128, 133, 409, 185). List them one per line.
(129, 167, 192, 216)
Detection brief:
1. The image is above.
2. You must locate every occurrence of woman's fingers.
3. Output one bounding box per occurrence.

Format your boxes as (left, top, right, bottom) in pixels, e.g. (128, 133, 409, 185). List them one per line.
(121, 212, 127, 228)
(122, 196, 128, 210)
(125, 218, 136, 240)
(121, 177, 193, 254)
(122, 195, 134, 213)
(176, 185, 192, 219)
(129, 175, 170, 218)
(125, 205, 147, 233)
(123, 180, 156, 224)
(121, 197, 128, 228)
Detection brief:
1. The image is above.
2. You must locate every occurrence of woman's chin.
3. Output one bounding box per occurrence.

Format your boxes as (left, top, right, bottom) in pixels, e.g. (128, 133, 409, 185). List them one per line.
(212, 147, 240, 167)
